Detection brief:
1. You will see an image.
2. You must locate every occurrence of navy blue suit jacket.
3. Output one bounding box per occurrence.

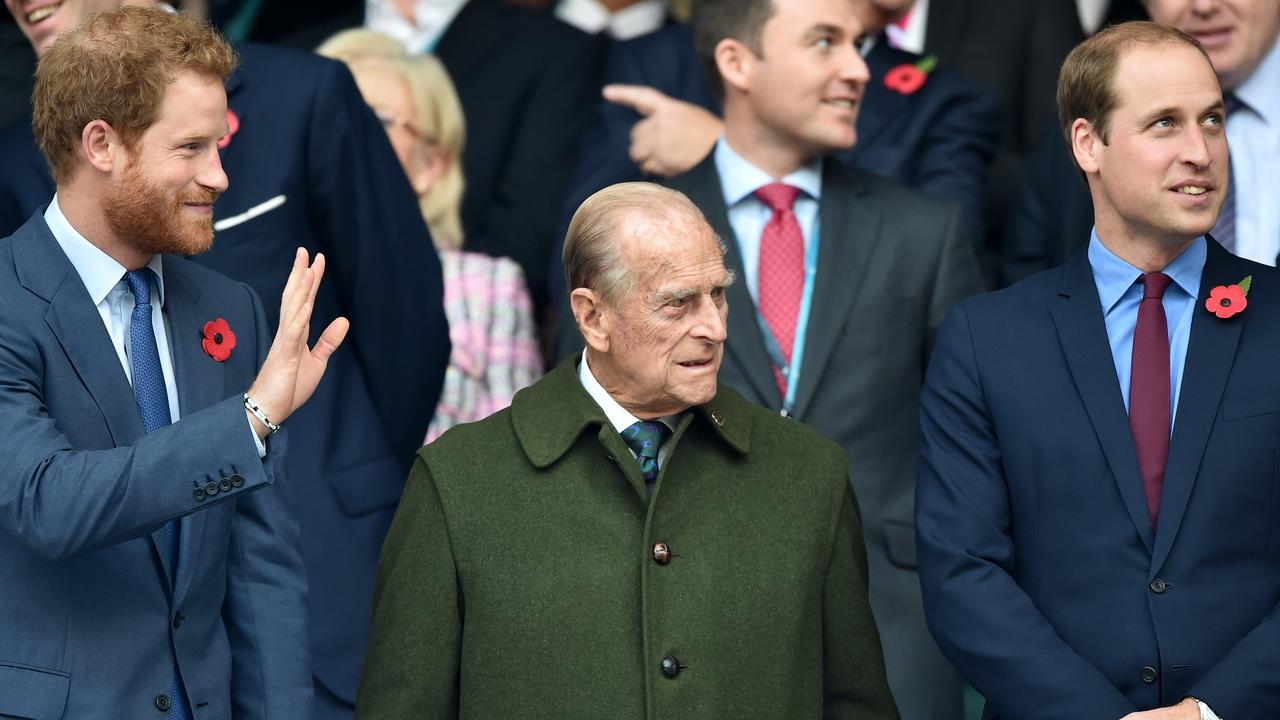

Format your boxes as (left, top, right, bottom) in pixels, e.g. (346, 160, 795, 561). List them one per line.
(917, 241, 1280, 718)
(0, 43, 451, 703)
(557, 24, 1000, 251)
(0, 214, 310, 718)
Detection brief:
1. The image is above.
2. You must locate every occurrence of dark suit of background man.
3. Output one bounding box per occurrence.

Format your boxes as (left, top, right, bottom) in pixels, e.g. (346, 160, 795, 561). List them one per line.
(663, 0, 985, 717)
(0, 7, 349, 716)
(919, 22, 1279, 720)
(356, 182, 899, 719)
(0, 2, 452, 718)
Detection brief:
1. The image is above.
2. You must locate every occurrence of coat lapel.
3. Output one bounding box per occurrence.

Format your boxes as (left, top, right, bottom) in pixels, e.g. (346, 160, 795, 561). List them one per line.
(1151, 241, 1245, 572)
(667, 156, 779, 406)
(161, 260, 226, 603)
(1050, 251, 1154, 552)
(791, 163, 880, 420)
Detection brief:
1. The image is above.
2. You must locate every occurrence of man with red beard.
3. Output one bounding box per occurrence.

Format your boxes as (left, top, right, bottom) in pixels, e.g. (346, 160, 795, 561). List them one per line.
(0, 7, 349, 717)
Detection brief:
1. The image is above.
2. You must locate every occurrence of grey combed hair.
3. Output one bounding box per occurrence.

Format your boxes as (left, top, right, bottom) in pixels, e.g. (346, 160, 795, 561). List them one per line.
(562, 182, 718, 304)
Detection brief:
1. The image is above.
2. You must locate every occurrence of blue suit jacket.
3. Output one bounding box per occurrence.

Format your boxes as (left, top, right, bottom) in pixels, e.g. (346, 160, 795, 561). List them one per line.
(0, 214, 310, 718)
(917, 240, 1280, 719)
(0, 44, 451, 703)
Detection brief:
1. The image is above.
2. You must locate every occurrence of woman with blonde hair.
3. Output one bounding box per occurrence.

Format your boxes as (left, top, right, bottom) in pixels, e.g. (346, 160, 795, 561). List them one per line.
(319, 29, 542, 442)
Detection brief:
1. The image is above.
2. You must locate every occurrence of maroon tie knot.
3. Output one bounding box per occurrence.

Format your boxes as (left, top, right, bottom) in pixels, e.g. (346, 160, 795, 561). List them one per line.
(1139, 272, 1173, 300)
(754, 182, 802, 213)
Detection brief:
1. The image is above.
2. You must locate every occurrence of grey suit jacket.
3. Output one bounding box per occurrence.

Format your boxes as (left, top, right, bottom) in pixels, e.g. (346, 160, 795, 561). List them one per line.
(0, 214, 311, 718)
(666, 155, 984, 720)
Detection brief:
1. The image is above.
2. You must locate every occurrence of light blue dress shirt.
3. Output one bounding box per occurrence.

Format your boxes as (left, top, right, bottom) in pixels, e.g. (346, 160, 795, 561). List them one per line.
(713, 138, 823, 411)
(1227, 35, 1280, 267)
(1088, 231, 1205, 428)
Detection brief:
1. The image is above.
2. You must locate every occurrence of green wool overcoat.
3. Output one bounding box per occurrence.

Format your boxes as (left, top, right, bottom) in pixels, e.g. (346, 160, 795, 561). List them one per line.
(355, 358, 900, 719)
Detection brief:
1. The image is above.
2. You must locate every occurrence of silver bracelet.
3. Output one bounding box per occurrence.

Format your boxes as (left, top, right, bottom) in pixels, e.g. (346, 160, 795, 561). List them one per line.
(243, 393, 281, 434)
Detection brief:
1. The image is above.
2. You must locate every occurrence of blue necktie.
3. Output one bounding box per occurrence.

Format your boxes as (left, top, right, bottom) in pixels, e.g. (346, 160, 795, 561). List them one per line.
(1212, 93, 1243, 253)
(123, 269, 190, 720)
(620, 421, 670, 491)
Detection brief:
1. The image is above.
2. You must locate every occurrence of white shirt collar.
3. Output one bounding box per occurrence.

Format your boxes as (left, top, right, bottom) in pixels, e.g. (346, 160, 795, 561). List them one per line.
(45, 194, 165, 307)
(554, 0, 666, 40)
(365, 0, 470, 54)
(714, 136, 823, 208)
(578, 350, 678, 435)
(1235, 33, 1280, 126)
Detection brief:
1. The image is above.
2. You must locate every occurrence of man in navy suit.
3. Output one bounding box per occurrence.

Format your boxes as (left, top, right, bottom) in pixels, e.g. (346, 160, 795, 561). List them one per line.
(918, 22, 1278, 719)
(0, 7, 348, 716)
(0, 2, 451, 717)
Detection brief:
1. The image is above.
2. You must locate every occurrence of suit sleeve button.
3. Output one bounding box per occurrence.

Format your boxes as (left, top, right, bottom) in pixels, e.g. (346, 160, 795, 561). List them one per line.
(652, 542, 671, 566)
(230, 473, 244, 488)
(154, 694, 171, 711)
(661, 655, 682, 679)
(219, 477, 232, 492)
(1141, 666, 1158, 684)
(206, 481, 220, 496)
(193, 487, 206, 502)
(1149, 578, 1167, 594)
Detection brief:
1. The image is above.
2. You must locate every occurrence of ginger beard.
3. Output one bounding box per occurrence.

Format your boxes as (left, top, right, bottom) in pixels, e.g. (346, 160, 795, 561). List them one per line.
(104, 155, 220, 257)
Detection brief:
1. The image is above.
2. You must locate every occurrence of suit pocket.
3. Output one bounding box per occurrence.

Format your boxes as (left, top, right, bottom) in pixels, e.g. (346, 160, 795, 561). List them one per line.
(1222, 390, 1280, 421)
(0, 662, 69, 719)
(883, 518, 918, 569)
(327, 456, 406, 516)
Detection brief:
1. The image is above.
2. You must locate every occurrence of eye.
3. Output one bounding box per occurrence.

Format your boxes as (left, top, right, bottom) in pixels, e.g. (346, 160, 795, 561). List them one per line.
(814, 36, 832, 50)
(1203, 112, 1223, 127)
(710, 287, 726, 301)
(1152, 117, 1174, 129)
(667, 296, 688, 308)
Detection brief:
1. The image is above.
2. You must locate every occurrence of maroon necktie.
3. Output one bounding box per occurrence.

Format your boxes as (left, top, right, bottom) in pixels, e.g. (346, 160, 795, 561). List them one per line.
(755, 182, 804, 398)
(1129, 272, 1173, 527)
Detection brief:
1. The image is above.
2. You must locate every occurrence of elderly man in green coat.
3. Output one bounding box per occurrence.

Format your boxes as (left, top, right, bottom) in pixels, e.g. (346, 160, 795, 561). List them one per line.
(355, 182, 899, 719)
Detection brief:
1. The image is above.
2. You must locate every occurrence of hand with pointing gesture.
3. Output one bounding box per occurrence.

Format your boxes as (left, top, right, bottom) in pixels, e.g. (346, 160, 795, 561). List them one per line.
(603, 83, 723, 177)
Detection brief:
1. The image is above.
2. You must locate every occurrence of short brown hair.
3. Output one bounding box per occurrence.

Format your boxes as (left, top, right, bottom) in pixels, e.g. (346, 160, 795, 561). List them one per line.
(33, 6, 238, 184)
(692, 0, 776, 102)
(1058, 21, 1210, 156)
(564, 182, 714, 304)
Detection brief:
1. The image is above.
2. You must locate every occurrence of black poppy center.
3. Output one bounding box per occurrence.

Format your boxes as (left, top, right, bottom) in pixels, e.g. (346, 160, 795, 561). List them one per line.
(1220, 298, 1232, 308)
(214, 333, 224, 344)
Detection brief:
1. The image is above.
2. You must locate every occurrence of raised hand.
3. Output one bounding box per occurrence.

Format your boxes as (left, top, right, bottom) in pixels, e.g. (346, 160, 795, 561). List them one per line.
(603, 84, 724, 178)
(245, 247, 350, 437)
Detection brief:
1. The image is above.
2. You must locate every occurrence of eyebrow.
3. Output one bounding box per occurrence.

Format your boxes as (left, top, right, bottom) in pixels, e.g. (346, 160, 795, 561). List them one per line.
(803, 23, 845, 39)
(653, 274, 736, 305)
(1139, 100, 1225, 124)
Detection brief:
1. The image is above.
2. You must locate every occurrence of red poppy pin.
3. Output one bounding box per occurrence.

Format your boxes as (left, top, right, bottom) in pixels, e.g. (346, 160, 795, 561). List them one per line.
(884, 55, 938, 95)
(1205, 275, 1251, 319)
(202, 318, 237, 362)
(218, 109, 240, 150)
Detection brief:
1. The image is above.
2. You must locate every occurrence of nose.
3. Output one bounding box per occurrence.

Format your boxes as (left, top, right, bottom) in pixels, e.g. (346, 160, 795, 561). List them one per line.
(839, 43, 871, 85)
(1179, 124, 1213, 169)
(1189, 0, 1217, 16)
(693, 294, 728, 344)
(201, 146, 229, 193)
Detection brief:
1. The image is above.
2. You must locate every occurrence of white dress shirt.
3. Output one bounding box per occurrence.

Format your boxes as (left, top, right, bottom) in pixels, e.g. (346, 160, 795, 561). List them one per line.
(1227, 35, 1280, 267)
(554, 0, 667, 40)
(884, 0, 929, 53)
(579, 352, 678, 468)
(365, 0, 469, 55)
(45, 195, 265, 455)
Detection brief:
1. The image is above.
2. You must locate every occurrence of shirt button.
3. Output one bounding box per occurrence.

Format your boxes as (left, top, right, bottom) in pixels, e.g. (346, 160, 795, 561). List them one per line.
(661, 655, 682, 679)
(154, 694, 171, 711)
(1149, 578, 1168, 594)
(1141, 666, 1158, 684)
(652, 542, 671, 566)
(172, 611, 184, 630)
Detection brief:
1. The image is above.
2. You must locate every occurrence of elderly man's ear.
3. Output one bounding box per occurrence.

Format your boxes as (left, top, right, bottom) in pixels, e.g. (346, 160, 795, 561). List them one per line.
(571, 288, 611, 353)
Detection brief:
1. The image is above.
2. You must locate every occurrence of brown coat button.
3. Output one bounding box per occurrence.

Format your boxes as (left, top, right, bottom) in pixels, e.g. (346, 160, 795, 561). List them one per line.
(652, 542, 671, 566)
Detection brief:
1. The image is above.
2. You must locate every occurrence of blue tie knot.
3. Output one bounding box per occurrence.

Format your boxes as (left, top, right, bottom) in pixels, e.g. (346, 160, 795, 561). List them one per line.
(125, 268, 154, 307)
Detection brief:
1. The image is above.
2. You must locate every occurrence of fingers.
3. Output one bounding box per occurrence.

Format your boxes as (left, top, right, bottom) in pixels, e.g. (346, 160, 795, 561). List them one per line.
(310, 317, 350, 364)
(603, 84, 666, 116)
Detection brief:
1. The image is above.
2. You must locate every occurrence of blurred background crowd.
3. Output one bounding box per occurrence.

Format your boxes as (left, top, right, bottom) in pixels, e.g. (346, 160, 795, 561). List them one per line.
(1, 0, 1275, 718)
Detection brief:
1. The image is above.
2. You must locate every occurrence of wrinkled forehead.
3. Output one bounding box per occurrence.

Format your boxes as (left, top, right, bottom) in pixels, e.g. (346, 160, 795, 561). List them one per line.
(618, 207, 721, 271)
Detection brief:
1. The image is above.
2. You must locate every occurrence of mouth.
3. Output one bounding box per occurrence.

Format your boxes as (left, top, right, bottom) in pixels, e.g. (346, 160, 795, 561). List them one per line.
(1175, 185, 1208, 196)
(25, 1, 61, 25)
(824, 98, 859, 113)
(1188, 26, 1233, 50)
(677, 358, 715, 369)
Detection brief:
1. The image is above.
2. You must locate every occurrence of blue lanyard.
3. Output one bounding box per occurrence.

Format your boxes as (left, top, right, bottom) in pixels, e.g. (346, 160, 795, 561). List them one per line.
(749, 222, 821, 416)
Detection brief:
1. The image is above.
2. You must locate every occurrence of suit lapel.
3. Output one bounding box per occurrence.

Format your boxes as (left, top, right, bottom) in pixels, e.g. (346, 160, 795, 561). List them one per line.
(1151, 242, 1245, 572)
(1050, 252, 1154, 552)
(668, 157, 779, 406)
(434, 0, 507, 85)
(791, 163, 880, 420)
(161, 260, 226, 603)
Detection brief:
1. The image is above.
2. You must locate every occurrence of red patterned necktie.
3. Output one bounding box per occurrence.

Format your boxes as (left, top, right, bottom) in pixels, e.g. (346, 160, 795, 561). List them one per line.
(755, 182, 805, 398)
(1129, 272, 1173, 527)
